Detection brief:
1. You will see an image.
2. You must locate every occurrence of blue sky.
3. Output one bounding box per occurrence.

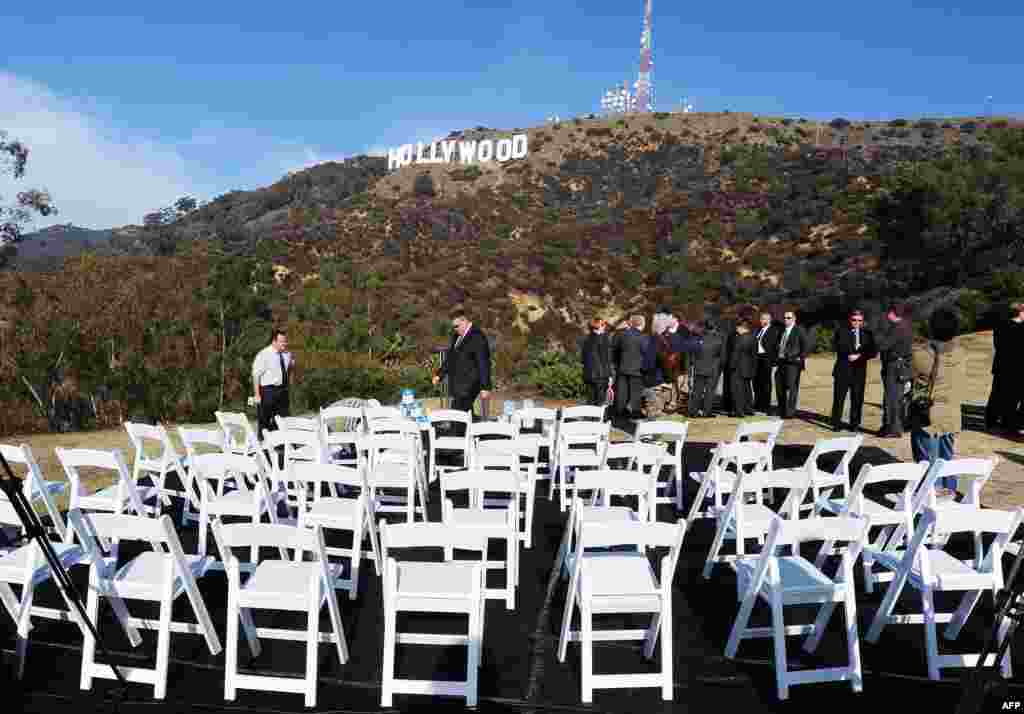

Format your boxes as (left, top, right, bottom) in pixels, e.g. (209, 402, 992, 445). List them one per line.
(2, 0, 1022, 228)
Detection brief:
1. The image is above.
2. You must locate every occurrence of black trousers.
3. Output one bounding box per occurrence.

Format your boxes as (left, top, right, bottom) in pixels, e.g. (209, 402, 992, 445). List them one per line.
(615, 374, 645, 416)
(986, 371, 1022, 428)
(832, 367, 867, 428)
(754, 356, 774, 411)
(587, 380, 609, 407)
(257, 385, 289, 440)
(689, 371, 719, 416)
(730, 372, 754, 416)
(452, 392, 479, 413)
(882, 372, 907, 434)
(774, 364, 802, 418)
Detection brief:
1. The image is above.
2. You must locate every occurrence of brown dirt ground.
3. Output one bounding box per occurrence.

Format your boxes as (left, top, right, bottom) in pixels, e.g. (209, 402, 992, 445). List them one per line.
(6, 330, 1023, 511)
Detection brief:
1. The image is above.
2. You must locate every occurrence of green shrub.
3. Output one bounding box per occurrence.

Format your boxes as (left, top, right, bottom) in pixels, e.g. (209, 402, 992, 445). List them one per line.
(812, 325, 834, 353)
(955, 290, 991, 333)
(526, 350, 588, 399)
(293, 365, 433, 412)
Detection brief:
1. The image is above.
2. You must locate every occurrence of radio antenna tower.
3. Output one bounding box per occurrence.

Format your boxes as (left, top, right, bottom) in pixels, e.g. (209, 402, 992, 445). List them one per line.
(634, 0, 654, 113)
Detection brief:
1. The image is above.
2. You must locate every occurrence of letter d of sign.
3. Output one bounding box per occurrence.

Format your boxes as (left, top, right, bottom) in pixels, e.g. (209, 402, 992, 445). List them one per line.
(477, 140, 494, 162)
(511, 134, 528, 159)
(496, 139, 513, 162)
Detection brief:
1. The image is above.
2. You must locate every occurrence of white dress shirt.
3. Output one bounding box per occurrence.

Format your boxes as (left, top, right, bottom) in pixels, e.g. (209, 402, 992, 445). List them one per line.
(756, 326, 768, 354)
(252, 345, 293, 387)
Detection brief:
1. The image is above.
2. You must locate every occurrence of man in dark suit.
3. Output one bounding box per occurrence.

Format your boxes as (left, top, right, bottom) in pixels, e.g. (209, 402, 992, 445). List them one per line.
(875, 303, 914, 437)
(830, 309, 877, 431)
(774, 309, 810, 418)
(612, 314, 648, 419)
(753, 311, 780, 413)
(685, 320, 724, 417)
(986, 302, 1024, 431)
(729, 320, 757, 417)
(433, 311, 491, 414)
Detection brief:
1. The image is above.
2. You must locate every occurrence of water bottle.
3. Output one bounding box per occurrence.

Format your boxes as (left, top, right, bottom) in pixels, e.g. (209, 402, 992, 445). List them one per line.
(503, 400, 515, 423)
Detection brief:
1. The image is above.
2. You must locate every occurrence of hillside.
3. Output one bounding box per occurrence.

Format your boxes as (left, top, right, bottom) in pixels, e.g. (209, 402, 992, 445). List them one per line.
(1, 111, 1022, 435)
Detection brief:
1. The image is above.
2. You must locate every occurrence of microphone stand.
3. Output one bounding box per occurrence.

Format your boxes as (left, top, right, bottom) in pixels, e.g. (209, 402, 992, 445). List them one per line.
(956, 540, 1024, 714)
(0, 451, 127, 710)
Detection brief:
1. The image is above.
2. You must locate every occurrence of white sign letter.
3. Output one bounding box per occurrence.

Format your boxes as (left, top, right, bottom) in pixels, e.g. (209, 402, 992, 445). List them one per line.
(388, 147, 402, 170)
(511, 133, 528, 159)
(399, 144, 413, 167)
(441, 140, 457, 163)
(496, 138, 513, 162)
(477, 139, 493, 162)
(459, 140, 477, 164)
(415, 142, 426, 163)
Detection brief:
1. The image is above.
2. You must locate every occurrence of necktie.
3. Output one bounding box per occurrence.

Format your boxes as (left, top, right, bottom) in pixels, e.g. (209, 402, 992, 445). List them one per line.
(854, 328, 860, 351)
(279, 352, 289, 388)
(779, 328, 790, 357)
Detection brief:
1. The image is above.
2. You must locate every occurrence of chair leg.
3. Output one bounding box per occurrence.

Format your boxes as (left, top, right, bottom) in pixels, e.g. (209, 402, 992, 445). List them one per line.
(154, 586, 173, 700)
(350, 524, 362, 601)
(80, 567, 101, 691)
(381, 601, 397, 708)
(661, 596, 674, 700)
(466, 601, 480, 707)
(922, 586, 941, 680)
(803, 598, 837, 654)
(643, 611, 661, 660)
(703, 513, 731, 579)
(225, 585, 239, 701)
(844, 586, 864, 693)
(865, 558, 912, 643)
(14, 632, 28, 680)
(305, 588, 319, 708)
(580, 597, 594, 704)
(771, 591, 789, 700)
(945, 589, 982, 640)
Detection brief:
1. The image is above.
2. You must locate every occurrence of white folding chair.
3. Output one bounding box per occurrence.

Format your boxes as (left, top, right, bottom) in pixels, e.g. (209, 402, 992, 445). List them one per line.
(177, 426, 226, 528)
(428, 409, 472, 482)
(560, 405, 606, 424)
(59, 447, 157, 524)
(703, 457, 814, 579)
(557, 517, 687, 702)
(320, 404, 365, 466)
(468, 440, 540, 548)
(733, 419, 783, 470)
(365, 405, 405, 424)
(276, 415, 320, 432)
(214, 521, 349, 708)
(378, 521, 487, 707)
(0, 443, 68, 542)
(554, 467, 661, 581)
(552, 422, 610, 512)
(816, 460, 931, 592)
(124, 422, 185, 511)
(69, 509, 222, 699)
(687, 440, 773, 522)
(440, 467, 520, 608)
(293, 460, 381, 599)
(512, 406, 558, 494)
(215, 411, 260, 457)
(866, 506, 1024, 680)
(365, 434, 427, 522)
(189, 453, 280, 567)
(262, 428, 328, 517)
(767, 435, 862, 516)
(725, 514, 870, 700)
(0, 497, 88, 679)
(633, 420, 688, 510)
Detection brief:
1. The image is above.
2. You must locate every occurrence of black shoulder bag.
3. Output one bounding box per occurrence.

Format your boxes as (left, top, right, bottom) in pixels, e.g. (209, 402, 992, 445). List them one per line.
(906, 344, 940, 429)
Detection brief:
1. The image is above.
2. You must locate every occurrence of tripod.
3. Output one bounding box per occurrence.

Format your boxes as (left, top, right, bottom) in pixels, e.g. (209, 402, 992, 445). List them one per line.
(957, 539, 1024, 714)
(0, 451, 128, 705)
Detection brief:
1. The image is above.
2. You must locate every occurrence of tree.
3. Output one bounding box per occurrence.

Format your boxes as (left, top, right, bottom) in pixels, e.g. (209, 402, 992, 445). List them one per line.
(1, 130, 56, 253)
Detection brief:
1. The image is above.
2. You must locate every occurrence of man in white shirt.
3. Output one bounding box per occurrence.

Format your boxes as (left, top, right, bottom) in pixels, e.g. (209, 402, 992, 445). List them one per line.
(753, 311, 780, 413)
(252, 328, 294, 439)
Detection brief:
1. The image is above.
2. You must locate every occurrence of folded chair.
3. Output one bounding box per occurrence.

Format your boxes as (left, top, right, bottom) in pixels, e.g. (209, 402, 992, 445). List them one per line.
(865, 505, 1024, 680)
(633, 420, 688, 510)
(123, 421, 184, 512)
(725, 514, 871, 700)
(70, 509, 222, 700)
(557, 516, 688, 702)
(687, 440, 773, 522)
(214, 521, 349, 708)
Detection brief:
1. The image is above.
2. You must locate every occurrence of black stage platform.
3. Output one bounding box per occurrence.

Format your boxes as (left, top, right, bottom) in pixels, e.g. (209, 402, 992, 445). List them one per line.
(3, 437, 1023, 713)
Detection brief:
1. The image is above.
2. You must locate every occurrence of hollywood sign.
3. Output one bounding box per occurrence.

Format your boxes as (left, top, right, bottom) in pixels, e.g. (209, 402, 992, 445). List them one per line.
(387, 134, 528, 170)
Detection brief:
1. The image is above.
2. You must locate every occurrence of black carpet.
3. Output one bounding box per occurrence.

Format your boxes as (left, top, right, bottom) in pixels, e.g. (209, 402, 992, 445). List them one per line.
(2, 440, 1022, 713)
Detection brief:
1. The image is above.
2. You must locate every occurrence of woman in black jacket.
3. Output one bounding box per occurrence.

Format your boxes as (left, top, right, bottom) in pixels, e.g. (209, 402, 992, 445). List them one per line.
(581, 318, 614, 406)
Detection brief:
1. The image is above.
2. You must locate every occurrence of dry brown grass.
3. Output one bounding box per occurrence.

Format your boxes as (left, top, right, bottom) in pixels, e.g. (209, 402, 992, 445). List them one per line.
(8, 330, 1023, 512)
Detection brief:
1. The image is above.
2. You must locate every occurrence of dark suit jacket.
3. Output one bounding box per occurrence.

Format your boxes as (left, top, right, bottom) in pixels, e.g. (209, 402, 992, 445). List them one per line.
(690, 331, 724, 376)
(753, 324, 781, 362)
(833, 324, 877, 376)
(992, 320, 1024, 376)
(775, 325, 810, 370)
(613, 328, 647, 376)
(876, 322, 913, 377)
(581, 332, 613, 383)
(438, 326, 491, 398)
(729, 332, 757, 378)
